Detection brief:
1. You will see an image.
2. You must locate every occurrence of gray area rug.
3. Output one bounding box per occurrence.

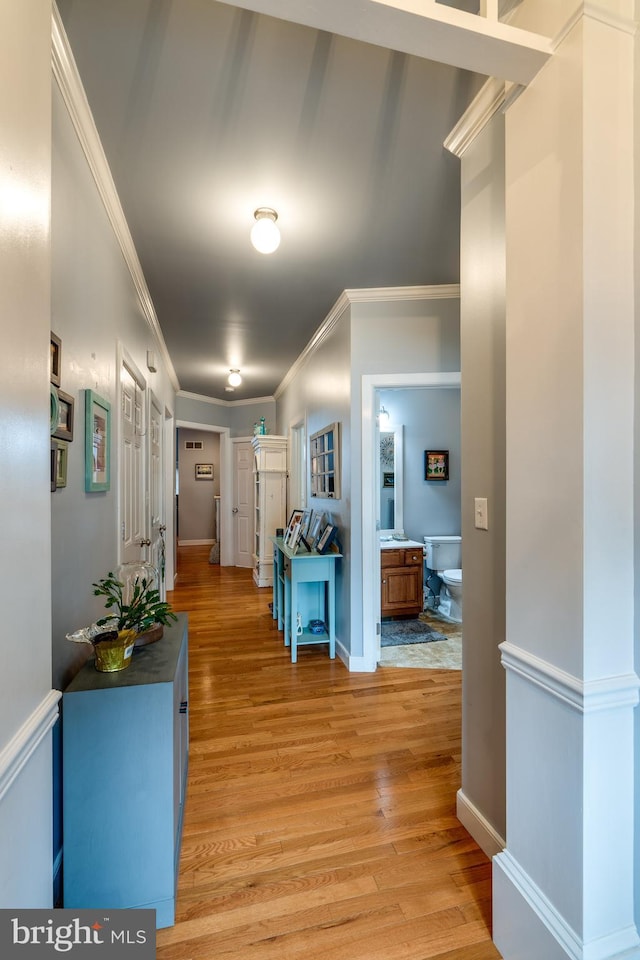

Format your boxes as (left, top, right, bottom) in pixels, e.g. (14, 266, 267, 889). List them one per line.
(381, 619, 447, 647)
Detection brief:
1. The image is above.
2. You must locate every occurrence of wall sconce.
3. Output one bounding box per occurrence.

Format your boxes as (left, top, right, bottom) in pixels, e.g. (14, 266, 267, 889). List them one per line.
(227, 369, 242, 387)
(250, 207, 280, 254)
(379, 406, 391, 428)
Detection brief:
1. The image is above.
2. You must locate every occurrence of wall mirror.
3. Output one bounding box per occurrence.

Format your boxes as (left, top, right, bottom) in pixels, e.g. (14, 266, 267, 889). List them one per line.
(379, 426, 403, 534)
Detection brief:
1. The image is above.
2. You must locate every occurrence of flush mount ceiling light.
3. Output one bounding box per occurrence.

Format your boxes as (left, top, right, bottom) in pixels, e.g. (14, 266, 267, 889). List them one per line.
(227, 369, 242, 387)
(250, 207, 280, 254)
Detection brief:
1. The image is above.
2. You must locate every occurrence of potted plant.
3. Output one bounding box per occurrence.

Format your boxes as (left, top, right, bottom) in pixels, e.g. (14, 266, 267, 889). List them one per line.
(89, 570, 177, 672)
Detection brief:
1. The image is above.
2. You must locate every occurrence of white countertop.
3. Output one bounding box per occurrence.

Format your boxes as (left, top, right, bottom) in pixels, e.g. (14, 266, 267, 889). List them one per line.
(380, 537, 424, 550)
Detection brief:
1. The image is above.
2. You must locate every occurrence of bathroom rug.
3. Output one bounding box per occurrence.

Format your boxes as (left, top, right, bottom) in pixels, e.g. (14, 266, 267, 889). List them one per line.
(381, 619, 447, 646)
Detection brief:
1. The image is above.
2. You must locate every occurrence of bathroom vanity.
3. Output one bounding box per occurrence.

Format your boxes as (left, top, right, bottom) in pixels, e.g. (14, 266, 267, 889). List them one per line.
(380, 539, 424, 617)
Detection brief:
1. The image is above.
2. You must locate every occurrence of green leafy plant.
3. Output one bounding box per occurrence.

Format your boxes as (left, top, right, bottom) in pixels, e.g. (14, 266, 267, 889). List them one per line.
(93, 571, 177, 634)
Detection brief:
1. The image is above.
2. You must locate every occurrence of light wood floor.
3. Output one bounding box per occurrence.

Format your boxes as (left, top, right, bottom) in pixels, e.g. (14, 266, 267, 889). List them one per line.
(157, 546, 501, 960)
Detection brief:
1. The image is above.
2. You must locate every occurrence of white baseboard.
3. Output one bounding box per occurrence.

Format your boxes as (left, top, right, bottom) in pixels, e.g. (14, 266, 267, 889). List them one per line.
(456, 789, 504, 859)
(178, 539, 215, 546)
(494, 850, 640, 960)
(336, 639, 376, 672)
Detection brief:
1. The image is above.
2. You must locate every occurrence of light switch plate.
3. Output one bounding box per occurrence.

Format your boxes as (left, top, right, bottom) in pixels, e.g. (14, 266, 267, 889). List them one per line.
(474, 497, 488, 530)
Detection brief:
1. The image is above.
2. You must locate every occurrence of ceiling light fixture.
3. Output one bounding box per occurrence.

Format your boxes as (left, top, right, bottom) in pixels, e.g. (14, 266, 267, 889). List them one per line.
(250, 207, 280, 254)
(227, 369, 242, 387)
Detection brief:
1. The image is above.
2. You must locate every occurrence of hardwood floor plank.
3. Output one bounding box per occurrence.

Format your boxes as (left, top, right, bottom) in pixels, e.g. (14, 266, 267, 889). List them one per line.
(156, 547, 501, 960)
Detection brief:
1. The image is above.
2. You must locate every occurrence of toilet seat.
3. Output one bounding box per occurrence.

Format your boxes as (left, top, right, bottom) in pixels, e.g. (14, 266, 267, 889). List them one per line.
(442, 568, 462, 585)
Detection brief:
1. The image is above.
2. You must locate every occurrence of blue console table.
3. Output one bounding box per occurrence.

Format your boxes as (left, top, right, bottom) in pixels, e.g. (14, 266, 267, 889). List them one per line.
(271, 537, 341, 663)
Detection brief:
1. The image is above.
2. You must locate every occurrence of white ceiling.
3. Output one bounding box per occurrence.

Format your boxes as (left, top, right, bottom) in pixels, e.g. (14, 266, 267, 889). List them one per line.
(57, 0, 486, 400)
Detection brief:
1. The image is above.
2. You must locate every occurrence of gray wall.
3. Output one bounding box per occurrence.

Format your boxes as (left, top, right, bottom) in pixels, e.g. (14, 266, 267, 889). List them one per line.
(459, 114, 506, 842)
(177, 428, 220, 542)
(378, 387, 461, 543)
(51, 84, 176, 693)
(176, 392, 276, 437)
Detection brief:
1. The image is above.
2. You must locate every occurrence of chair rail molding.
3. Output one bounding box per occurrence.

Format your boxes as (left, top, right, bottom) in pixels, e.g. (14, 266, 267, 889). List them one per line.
(0, 690, 61, 804)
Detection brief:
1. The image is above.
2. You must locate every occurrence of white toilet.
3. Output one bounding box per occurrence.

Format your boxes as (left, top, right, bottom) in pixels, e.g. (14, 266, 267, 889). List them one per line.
(423, 535, 463, 623)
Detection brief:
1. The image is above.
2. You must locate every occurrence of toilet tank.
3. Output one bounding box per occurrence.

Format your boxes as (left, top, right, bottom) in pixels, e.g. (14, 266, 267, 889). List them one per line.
(423, 535, 461, 571)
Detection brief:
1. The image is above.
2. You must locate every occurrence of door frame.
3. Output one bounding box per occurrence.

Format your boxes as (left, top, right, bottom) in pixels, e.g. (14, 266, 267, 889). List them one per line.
(176, 420, 232, 566)
(117, 343, 147, 566)
(361, 371, 461, 669)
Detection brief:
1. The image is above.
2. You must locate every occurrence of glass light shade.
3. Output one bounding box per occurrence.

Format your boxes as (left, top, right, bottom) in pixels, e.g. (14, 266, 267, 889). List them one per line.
(227, 370, 242, 387)
(250, 216, 280, 254)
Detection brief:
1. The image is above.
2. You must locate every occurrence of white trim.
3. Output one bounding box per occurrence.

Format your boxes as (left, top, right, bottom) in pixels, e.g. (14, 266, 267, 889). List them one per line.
(456, 788, 504, 859)
(0, 691, 61, 805)
(494, 850, 640, 960)
(275, 286, 460, 400)
(51, 6, 180, 394)
(336, 640, 377, 673)
(176, 420, 233, 566)
(178, 539, 215, 546)
(177, 390, 275, 408)
(500, 641, 640, 713)
(362, 371, 461, 671)
(445, 77, 508, 157)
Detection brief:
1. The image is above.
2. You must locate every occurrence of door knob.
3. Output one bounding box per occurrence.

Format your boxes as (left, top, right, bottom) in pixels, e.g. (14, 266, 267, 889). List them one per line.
(232, 507, 239, 514)
(138, 538, 151, 547)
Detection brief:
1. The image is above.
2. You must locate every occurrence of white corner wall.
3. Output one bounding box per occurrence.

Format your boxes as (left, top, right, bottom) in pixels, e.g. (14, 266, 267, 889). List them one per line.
(0, 0, 59, 908)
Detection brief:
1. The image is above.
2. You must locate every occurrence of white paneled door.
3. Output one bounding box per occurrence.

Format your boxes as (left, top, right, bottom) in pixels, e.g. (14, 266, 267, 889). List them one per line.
(233, 440, 253, 568)
(120, 361, 147, 565)
(149, 390, 165, 595)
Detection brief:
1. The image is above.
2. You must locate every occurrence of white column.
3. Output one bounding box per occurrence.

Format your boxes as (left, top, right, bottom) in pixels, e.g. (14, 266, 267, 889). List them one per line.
(494, 3, 638, 958)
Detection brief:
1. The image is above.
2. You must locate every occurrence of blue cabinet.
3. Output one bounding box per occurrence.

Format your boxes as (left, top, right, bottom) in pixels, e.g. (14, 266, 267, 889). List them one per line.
(62, 614, 189, 928)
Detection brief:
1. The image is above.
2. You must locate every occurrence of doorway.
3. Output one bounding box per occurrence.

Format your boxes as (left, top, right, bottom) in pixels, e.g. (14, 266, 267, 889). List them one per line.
(361, 371, 461, 669)
(175, 420, 232, 566)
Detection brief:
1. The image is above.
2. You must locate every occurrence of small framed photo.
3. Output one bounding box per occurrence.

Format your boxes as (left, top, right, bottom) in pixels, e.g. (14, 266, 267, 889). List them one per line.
(50, 332, 61, 387)
(53, 389, 74, 442)
(297, 508, 314, 550)
(316, 523, 338, 555)
(85, 390, 111, 492)
(308, 512, 324, 550)
(287, 519, 304, 553)
(425, 450, 449, 481)
(383, 472, 394, 488)
(195, 463, 214, 480)
(284, 509, 304, 546)
(54, 440, 68, 489)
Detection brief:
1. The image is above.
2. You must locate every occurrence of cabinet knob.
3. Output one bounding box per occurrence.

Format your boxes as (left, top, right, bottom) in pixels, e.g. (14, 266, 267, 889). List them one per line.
(179, 701, 188, 714)
(382, 578, 386, 584)
(412, 555, 418, 561)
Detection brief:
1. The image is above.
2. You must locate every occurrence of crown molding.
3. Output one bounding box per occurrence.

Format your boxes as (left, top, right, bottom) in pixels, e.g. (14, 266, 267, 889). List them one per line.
(274, 284, 460, 400)
(445, 77, 515, 157)
(177, 390, 275, 408)
(51, 4, 180, 394)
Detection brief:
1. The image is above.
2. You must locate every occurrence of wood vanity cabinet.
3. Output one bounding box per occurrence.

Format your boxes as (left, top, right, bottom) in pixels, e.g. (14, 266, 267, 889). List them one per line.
(381, 548, 423, 617)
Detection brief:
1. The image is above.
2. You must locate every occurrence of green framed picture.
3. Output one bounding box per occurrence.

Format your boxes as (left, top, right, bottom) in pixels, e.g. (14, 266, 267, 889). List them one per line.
(85, 390, 111, 492)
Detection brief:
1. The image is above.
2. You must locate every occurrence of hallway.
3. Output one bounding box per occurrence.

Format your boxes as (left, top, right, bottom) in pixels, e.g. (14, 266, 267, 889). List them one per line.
(157, 546, 500, 960)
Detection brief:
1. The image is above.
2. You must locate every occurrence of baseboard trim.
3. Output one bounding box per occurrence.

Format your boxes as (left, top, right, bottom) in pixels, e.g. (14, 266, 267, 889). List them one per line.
(335, 640, 376, 673)
(494, 850, 640, 960)
(456, 789, 504, 859)
(0, 690, 61, 804)
(178, 539, 215, 546)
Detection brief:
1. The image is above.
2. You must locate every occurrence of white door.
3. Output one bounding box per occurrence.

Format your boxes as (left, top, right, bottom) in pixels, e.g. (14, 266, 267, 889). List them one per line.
(120, 362, 147, 564)
(149, 390, 165, 595)
(233, 441, 253, 568)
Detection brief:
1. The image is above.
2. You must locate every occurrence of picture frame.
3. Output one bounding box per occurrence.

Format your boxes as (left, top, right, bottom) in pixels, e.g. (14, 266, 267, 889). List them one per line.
(54, 440, 68, 489)
(85, 390, 111, 492)
(308, 511, 325, 550)
(50, 332, 61, 387)
(297, 508, 314, 550)
(424, 450, 449, 481)
(284, 508, 304, 545)
(53, 389, 74, 442)
(50, 441, 57, 492)
(383, 472, 394, 488)
(316, 523, 338, 555)
(195, 463, 214, 480)
(287, 519, 304, 554)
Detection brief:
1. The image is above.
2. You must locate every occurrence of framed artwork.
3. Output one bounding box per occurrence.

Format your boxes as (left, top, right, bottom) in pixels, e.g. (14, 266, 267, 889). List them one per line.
(85, 390, 111, 492)
(297, 508, 314, 550)
(195, 463, 214, 480)
(308, 511, 324, 549)
(287, 519, 304, 553)
(425, 450, 449, 481)
(53, 389, 74, 442)
(383, 472, 394, 487)
(54, 440, 68, 489)
(316, 523, 338, 555)
(50, 332, 61, 387)
(50, 442, 57, 492)
(284, 509, 304, 547)
(50, 384, 59, 436)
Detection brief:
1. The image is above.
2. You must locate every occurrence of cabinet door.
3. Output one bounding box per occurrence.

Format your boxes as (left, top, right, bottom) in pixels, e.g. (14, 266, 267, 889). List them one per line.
(381, 563, 422, 616)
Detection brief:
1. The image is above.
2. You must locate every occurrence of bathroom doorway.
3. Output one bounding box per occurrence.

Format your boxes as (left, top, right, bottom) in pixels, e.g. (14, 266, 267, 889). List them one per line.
(361, 372, 461, 668)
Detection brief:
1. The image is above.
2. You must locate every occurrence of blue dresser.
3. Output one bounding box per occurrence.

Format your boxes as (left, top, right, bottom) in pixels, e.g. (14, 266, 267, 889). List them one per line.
(62, 613, 189, 928)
